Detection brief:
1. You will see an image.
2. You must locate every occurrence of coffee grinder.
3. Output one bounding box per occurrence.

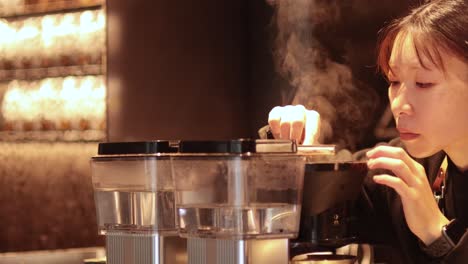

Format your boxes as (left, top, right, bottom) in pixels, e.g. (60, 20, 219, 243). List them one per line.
(90, 141, 187, 264)
(171, 139, 306, 264)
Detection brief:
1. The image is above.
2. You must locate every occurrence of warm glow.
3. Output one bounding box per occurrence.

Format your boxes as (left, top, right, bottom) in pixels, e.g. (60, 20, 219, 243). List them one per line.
(0, 9, 105, 66)
(1, 76, 106, 131)
(0, 0, 24, 15)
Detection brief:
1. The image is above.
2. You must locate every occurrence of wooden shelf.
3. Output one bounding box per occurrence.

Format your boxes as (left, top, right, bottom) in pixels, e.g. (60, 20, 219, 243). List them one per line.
(0, 64, 103, 81)
(0, 1, 107, 142)
(0, 0, 103, 19)
(0, 130, 105, 142)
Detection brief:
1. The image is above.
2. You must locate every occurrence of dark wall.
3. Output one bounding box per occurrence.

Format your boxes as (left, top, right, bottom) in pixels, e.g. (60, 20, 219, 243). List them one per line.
(0, 143, 103, 252)
(107, 0, 252, 141)
(105, 0, 418, 146)
(246, 1, 283, 138)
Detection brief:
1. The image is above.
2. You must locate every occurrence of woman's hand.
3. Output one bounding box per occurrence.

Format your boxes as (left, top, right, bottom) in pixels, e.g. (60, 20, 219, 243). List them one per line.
(366, 145, 449, 245)
(268, 105, 321, 145)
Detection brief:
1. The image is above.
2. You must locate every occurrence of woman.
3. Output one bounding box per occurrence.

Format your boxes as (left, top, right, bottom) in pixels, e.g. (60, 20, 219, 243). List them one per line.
(267, 0, 468, 262)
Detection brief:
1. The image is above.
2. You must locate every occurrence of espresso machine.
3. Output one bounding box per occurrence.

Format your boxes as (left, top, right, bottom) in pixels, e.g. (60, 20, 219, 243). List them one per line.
(91, 139, 370, 264)
(90, 141, 187, 264)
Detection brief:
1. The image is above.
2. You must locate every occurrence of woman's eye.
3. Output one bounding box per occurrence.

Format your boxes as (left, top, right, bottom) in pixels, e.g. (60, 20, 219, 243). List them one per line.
(416, 82, 434, 88)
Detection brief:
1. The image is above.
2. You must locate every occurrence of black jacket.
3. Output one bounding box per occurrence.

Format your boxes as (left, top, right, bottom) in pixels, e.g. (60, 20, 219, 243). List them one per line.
(355, 138, 468, 264)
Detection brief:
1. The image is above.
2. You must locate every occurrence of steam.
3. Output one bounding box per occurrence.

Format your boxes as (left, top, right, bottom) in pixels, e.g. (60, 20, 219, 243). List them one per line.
(272, 0, 378, 150)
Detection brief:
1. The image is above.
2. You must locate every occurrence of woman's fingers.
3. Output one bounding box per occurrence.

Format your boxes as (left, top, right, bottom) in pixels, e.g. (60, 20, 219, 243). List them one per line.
(303, 110, 321, 145)
(268, 106, 283, 139)
(367, 147, 449, 245)
(284, 105, 306, 142)
(367, 156, 418, 187)
(267, 105, 321, 145)
(279, 105, 294, 140)
(268, 105, 309, 142)
(367, 145, 423, 176)
(373, 174, 409, 198)
(290, 118, 305, 143)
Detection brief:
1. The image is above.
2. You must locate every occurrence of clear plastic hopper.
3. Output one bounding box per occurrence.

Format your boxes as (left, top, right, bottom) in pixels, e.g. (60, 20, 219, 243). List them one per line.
(90, 141, 186, 264)
(173, 139, 305, 239)
(172, 139, 306, 264)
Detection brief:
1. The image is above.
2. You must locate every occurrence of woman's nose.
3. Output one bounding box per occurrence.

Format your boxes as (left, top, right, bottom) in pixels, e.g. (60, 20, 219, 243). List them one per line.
(389, 83, 413, 116)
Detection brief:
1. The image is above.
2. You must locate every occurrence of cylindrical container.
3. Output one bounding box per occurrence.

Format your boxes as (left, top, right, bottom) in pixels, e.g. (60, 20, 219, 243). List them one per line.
(172, 139, 306, 240)
(91, 141, 177, 233)
(90, 141, 186, 264)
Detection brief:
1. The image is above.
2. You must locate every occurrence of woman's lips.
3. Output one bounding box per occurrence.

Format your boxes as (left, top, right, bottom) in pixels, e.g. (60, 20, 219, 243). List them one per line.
(399, 132, 420, 140)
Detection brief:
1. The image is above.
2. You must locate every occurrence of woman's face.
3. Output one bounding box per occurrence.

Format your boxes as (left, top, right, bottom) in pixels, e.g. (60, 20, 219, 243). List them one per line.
(388, 33, 468, 158)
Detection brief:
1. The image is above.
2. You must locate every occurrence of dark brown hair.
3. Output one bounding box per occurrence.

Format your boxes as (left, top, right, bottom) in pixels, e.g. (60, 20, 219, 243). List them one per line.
(377, 0, 468, 76)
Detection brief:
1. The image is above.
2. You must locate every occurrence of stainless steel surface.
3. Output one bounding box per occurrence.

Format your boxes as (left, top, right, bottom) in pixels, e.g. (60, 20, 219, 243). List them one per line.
(255, 139, 297, 153)
(0, 247, 105, 264)
(291, 253, 357, 264)
(95, 190, 176, 233)
(106, 231, 187, 264)
(83, 257, 107, 263)
(178, 203, 300, 239)
(290, 244, 373, 264)
(297, 145, 336, 155)
(187, 238, 288, 264)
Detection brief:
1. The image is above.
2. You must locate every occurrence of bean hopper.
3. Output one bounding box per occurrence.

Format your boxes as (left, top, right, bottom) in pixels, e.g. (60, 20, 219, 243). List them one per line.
(172, 139, 306, 264)
(90, 141, 187, 264)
